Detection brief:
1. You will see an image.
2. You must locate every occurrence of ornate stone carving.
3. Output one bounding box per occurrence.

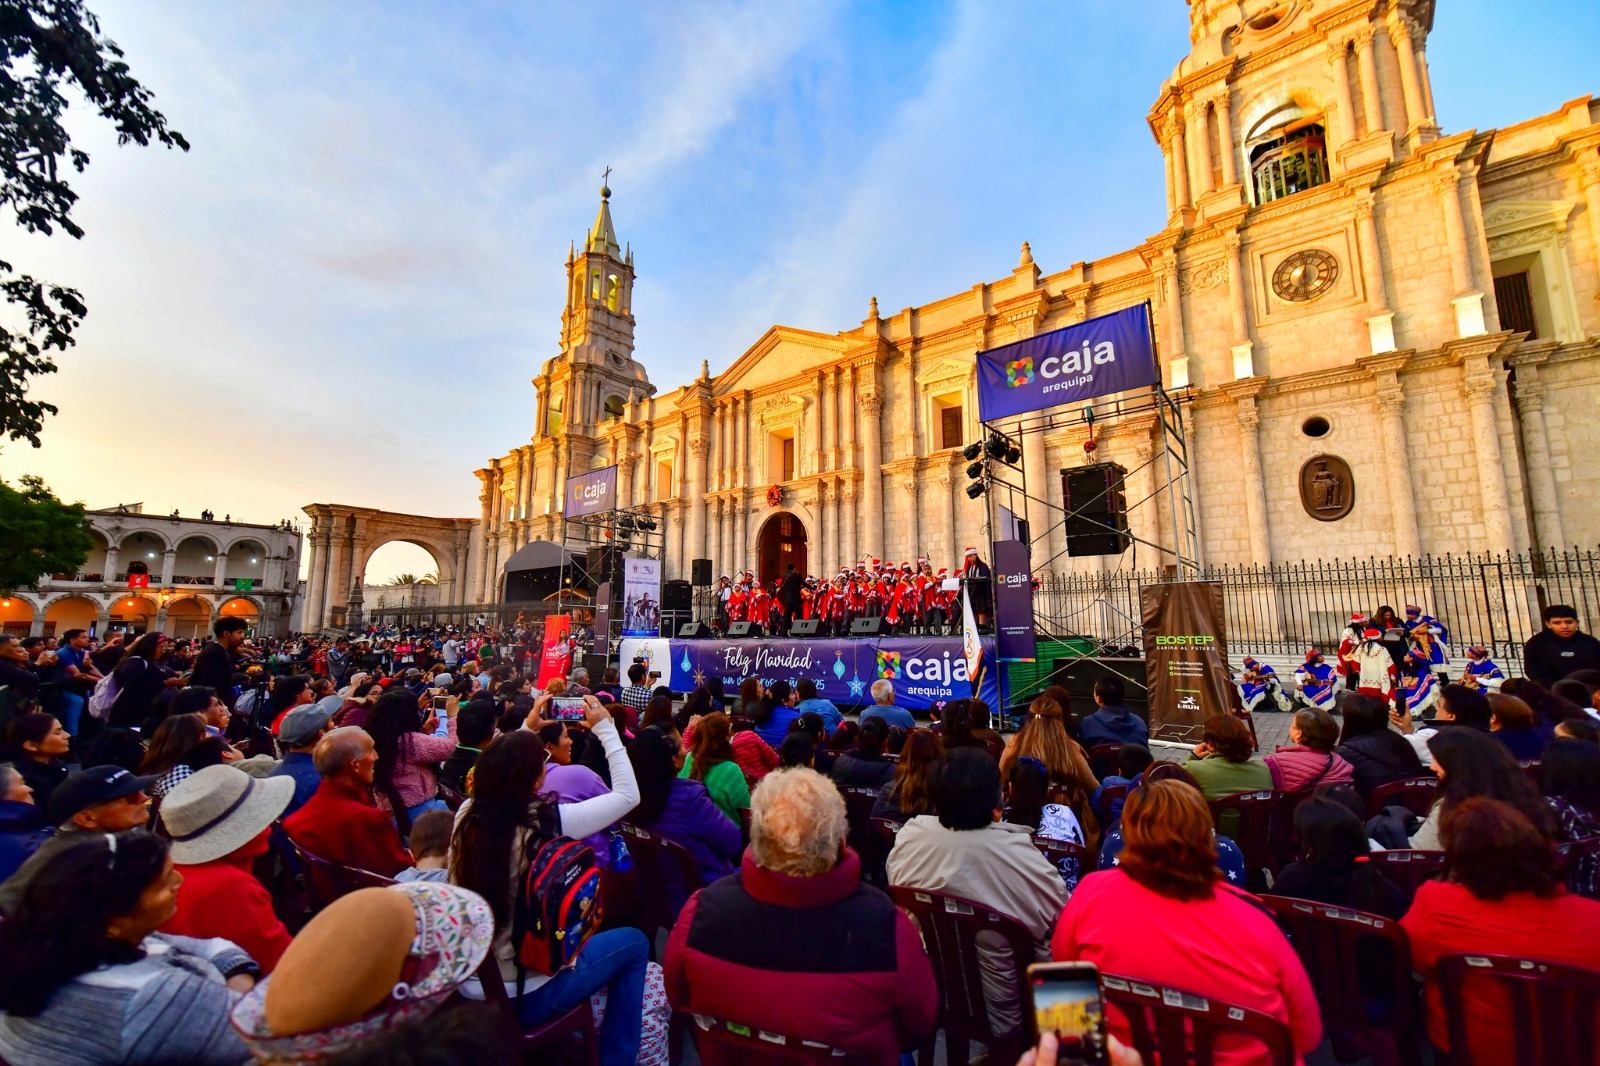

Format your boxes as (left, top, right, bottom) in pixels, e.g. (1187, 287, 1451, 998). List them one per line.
(862, 395, 884, 415)
(1486, 223, 1559, 254)
(1299, 455, 1355, 521)
(1178, 259, 1229, 294)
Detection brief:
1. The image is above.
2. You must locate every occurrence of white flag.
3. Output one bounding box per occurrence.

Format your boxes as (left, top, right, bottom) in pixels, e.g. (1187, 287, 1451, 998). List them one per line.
(961, 583, 983, 696)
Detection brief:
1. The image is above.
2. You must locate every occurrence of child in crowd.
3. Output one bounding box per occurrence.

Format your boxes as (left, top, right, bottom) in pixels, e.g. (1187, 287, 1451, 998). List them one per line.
(394, 809, 452, 883)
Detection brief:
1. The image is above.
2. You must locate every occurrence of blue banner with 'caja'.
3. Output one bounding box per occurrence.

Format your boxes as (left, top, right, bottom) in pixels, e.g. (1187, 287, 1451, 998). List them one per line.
(976, 303, 1159, 422)
(616, 635, 1000, 713)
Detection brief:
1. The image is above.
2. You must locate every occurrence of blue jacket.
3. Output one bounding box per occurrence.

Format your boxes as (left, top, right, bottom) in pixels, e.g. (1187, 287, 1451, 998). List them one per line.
(268, 751, 322, 817)
(0, 800, 50, 884)
(794, 697, 843, 736)
(643, 778, 744, 914)
(754, 705, 802, 748)
(859, 705, 916, 731)
(1079, 705, 1148, 748)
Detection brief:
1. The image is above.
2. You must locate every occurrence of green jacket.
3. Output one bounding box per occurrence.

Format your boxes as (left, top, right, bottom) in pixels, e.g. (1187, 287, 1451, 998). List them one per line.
(678, 754, 749, 824)
(1184, 754, 1273, 838)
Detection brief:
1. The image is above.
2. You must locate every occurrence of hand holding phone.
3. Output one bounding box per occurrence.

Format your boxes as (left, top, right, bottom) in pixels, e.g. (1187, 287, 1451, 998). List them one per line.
(550, 696, 587, 722)
(1027, 962, 1108, 1066)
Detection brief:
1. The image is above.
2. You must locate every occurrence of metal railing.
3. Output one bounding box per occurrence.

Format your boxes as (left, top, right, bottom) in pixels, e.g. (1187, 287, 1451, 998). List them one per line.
(1033, 548, 1600, 667)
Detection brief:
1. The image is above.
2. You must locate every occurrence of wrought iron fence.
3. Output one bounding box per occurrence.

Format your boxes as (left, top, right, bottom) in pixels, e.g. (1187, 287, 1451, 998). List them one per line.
(1033, 548, 1600, 669)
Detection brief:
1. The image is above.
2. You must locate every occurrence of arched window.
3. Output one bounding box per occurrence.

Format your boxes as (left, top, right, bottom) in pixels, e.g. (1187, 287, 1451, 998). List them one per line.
(606, 274, 621, 312)
(590, 269, 602, 300)
(602, 394, 625, 421)
(1251, 122, 1329, 204)
(548, 394, 564, 436)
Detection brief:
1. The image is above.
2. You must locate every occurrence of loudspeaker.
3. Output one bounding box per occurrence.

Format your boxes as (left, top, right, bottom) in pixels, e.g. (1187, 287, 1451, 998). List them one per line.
(728, 621, 762, 638)
(789, 618, 821, 637)
(663, 580, 692, 613)
(678, 622, 713, 639)
(691, 558, 713, 587)
(584, 546, 620, 585)
(584, 653, 609, 679)
(1061, 463, 1131, 556)
(1051, 657, 1148, 719)
(849, 616, 887, 637)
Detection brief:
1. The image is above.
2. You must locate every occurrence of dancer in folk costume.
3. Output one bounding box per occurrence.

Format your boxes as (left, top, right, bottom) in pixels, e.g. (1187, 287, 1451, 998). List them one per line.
(1353, 627, 1399, 700)
(1408, 621, 1451, 684)
(1461, 645, 1506, 691)
(1239, 655, 1292, 713)
(726, 576, 748, 625)
(1404, 604, 1450, 646)
(1336, 613, 1369, 693)
(881, 568, 904, 632)
(1402, 667, 1441, 718)
(1292, 649, 1337, 710)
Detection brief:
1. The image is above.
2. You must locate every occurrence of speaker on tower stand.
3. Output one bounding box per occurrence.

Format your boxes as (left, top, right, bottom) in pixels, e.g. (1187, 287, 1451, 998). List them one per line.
(691, 558, 713, 587)
(1061, 462, 1131, 556)
(584, 546, 620, 586)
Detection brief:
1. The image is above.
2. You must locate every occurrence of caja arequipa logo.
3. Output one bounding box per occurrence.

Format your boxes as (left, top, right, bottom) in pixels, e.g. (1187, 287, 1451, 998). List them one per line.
(1005, 357, 1034, 388)
(875, 650, 902, 679)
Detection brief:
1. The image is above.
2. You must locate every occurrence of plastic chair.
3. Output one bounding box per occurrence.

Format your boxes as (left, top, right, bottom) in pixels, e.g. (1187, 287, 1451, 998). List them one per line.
(1086, 743, 1122, 780)
(477, 952, 600, 1064)
(1556, 834, 1600, 899)
(1368, 849, 1447, 908)
(620, 821, 704, 942)
(1100, 971, 1296, 1066)
(1258, 895, 1422, 1066)
(1032, 836, 1090, 889)
(887, 886, 1037, 1066)
(283, 837, 397, 911)
(437, 784, 466, 811)
(1367, 777, 1440, 820)
(839, 785, 886, 885)
(1097, 783, 1130, 826)
(730, 714, 756, 734)
(688, 1014, 847, 1062)
(1269, 787, 1321, 870)
(871, 816, 903, 854)
(1208, 790, 1282, 890)
(1435, 953, 1600, 1066)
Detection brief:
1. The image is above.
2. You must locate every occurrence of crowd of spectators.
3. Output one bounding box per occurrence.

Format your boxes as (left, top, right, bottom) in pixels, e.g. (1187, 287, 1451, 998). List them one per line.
(0, 606, 1596, 1064)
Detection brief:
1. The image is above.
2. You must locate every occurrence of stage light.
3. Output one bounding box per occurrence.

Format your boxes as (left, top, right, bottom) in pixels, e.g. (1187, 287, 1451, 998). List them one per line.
(966, 460, 984, 480)
(961, 441, 983, 462)
(965, 482, 986, 499)
(1004, 445, 1021, 464)
(985, 435, 1007, 459)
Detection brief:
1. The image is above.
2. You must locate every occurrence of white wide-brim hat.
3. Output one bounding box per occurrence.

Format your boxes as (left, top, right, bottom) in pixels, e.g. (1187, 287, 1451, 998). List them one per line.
(162, 765, 295, 865)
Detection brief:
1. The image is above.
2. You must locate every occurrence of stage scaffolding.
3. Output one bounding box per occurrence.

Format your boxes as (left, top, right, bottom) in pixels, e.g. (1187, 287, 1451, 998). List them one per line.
(557, 501, 666, 668)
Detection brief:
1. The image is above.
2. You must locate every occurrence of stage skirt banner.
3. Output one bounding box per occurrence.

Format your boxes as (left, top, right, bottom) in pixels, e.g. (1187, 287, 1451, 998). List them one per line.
(1139, 581, 1233, 730)
(621, 558, 662, 638)
(536, 614, 573, 689)
(618, 635, 1000, 712)
(976, 304, 1159, 422)
(565, 465, 618, 517)
(992, 538, 1037, 663)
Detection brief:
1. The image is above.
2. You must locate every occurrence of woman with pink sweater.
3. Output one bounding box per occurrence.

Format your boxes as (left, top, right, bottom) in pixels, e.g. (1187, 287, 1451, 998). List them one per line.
(1264, 708, 1354, 793)
(367, 688, 458, 831)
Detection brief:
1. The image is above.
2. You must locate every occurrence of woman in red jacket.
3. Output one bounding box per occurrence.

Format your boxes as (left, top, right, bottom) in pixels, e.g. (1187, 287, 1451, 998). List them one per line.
(158, 764, 295, 974)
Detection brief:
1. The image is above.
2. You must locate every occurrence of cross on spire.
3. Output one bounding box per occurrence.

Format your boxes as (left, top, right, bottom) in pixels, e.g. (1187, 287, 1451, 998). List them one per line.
(602, 165, 612, 187)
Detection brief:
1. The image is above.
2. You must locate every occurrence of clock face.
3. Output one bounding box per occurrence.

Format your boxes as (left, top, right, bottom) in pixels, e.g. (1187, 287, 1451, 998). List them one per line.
(1272, 249, 1339, 302)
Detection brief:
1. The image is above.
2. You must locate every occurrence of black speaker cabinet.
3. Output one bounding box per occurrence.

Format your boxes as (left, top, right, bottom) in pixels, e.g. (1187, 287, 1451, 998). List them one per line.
(678, 622, 713, 639)
(1051, 656, 1148, 719)
(691, 558, 713, 586)
(728, 621, 762, 638)
(849, 616, 887, 637)
(1061, 463, 1131, 556)
(583, 546, 620, 585)
(789, 618, 821, 637)
(663, 579, 693, 613)
(583, 653, 609, 679)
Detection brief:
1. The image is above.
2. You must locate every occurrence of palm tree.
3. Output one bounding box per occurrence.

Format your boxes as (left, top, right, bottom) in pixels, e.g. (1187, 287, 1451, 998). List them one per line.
(388, 573, 418, 586)
(419, 571, 438, 585)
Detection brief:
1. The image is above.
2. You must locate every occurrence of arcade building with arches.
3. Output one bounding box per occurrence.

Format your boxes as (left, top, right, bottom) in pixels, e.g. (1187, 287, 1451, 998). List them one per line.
(0, 507, 302, 639)
(301, 0, 1600, 632)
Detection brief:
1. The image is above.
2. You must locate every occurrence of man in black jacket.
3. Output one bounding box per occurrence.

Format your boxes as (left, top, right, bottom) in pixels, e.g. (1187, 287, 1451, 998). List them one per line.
(778, 564, 804, 635)
(189, 617, 251, 704)
(1523, 604, 1600, 688)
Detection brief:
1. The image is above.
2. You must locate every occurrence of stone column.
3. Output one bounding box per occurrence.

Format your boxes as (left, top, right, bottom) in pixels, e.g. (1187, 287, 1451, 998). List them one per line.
(160, 549, 176, 586)
(104, 545, 121, 582)
(1160, 252, 1185, 360)
(687, 437, 709, 561)
(1329, 40, 1357, 146)
(842, 481, 859, 572)
(1438, 168, 1486, 336)
(1579, 163, 1600, 275)
(1388, 15, 1426, 133)
(903, 472, 922, 562)
(1214, 89, 1238, 187)
(1512, 371, 1568, 550)
(826, 483, 841, 575)
(1354, 190, 1389, 311)
(1415, 40, 1436, 122)
(1224, 233, 1250, 346)
(1170, 118, 1191, 210)
(735, 492, 748, 575)
(1354, 28, 1385, 136)
(1163, 145, 1176, 215)
(1229, 386, 1273, 563)
(732, 398, 745, 487)
(860, 394, 884, 562)
(475, 492, 492, 601)
(1188, 103, 1214, 196)
(304, 531, 328, 631)
(618, 450, 636, 510)
(212, 551, 229, 588)
(1462, 361, 1515, 555)
(807, 375, 823, 475)
(825, 368, 840, 470)
(940, 470, 959, 571)
(1022, 422, 1051, 568)
(842, 366, 857, 467)
(1371, 367, 1422, 558)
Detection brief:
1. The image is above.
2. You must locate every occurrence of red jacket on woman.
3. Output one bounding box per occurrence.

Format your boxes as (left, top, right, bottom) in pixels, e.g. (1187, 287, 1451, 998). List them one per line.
(664, 848, 936, 1064)
(161, 831, 292, 974)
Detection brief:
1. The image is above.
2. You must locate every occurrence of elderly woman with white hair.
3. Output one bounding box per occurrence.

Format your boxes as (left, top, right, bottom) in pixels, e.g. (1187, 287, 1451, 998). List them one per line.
(663, 768, 936, 1064)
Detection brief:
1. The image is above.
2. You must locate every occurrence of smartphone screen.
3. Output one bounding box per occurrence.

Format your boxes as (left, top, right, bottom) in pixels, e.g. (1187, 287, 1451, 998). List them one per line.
(550, 696, 587, 721)
(1027, 962, 1107, 1066)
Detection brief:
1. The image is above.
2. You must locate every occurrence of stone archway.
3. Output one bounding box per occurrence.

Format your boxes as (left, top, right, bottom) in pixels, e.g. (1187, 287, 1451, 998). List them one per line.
(302, 505, 475, 631)
(755, 511, 808, 586)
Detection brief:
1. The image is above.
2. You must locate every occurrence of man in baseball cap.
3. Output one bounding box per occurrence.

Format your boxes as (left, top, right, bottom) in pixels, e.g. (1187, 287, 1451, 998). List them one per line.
(0, 765, 155, 914)
(268, 701, 337, 816)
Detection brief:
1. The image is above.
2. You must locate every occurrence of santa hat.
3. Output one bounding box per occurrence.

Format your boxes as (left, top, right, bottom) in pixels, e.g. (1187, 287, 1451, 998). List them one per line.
(1349, 612, 1367, 625)
(1305, 648, 1323, 663)
(964, 546, 979, 557)
(1363, 628, 1382, 640)
(900, 561, 912, 571)
(916, 556, 929, 567)
(937, 568, 949, 577)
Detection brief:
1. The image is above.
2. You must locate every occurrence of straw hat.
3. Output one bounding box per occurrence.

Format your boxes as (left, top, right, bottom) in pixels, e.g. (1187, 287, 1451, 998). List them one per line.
(232, 882, 494, 1062)
(161, 765, 294, 865)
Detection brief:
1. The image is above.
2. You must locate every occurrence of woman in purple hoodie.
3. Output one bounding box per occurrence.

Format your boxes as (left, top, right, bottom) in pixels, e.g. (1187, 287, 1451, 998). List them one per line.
(627, 727, 743, 910)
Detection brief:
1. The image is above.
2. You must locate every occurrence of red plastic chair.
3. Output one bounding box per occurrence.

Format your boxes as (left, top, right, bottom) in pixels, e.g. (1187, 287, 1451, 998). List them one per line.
(1208, 789, 1282, 890)
(1269, 787, 1321, 870)
(1032, 836, 1091, 889)
(1520, 760, 1542, 783)
(1097, 783, 1130, 826)
(839, 785, 886, 884)
(871, 816, 903, 854)
(1086, 743, 1122, 780)
(619, 821, 704, 941)
(477, 952, 600, 1064)
(887, 886, 1037, 1066)
(1368, 849, 1447, 908)
(1435, 953, 1600, 1066)
(1258, 896, 1421, 1066)
(1099, 971, 1296, 1066)
(283, 837, 397, 912)
(1367, 776, 1440, 819)
(687, 1014, 848, 1063)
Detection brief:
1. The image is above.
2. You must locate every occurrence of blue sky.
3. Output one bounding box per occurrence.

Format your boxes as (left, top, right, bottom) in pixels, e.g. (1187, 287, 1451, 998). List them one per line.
(1, 0, 1596, 579)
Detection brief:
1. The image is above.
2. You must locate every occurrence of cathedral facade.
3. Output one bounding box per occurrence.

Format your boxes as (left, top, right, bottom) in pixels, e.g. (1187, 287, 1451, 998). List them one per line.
(303, 0, 1600, 630)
